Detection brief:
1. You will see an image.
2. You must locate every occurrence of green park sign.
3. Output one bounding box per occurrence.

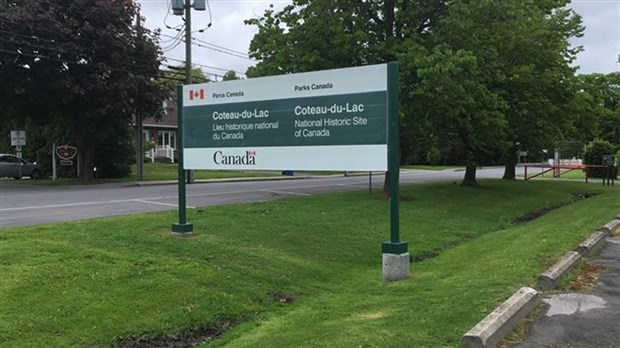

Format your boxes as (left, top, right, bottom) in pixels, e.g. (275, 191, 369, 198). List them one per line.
(174, 63, 408, 281)
(181, 64, 390, 171)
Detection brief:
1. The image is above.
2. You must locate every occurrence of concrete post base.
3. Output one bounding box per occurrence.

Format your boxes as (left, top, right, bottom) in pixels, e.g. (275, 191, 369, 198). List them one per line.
(383, 253, 410, 282)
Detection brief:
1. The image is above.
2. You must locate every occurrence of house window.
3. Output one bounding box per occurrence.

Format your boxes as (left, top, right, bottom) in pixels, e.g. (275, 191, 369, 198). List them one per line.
(158, 131, 176, 149)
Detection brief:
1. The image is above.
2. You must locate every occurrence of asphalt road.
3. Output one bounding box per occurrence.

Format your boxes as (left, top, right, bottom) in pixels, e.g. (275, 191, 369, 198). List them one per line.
(516, 235, 620, 348)
(0, 167, 512, 228)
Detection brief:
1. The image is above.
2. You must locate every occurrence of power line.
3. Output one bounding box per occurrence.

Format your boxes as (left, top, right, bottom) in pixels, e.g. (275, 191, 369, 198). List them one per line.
(0, 19, 163, 68)
(0, 47, 190, 84)
(163, 56, 245, 76)
(190, 36, 250, 57)
(159, 32, 252, 60)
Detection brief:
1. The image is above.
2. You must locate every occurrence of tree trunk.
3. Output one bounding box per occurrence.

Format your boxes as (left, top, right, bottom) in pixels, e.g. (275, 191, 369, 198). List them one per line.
(76, 136, 95, 181)
(503, 144, 517, 180)
(462, 165, 479, 187)
(383, 171, 390, 199)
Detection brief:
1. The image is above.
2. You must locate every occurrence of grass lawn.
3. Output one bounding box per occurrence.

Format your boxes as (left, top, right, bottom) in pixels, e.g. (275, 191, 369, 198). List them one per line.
(523, 166, 586, 180)
(132, 163, 281, 181)
(1, 180, 618, 347)
(3, 163, 280, 185)
(402, 165, 463, 171)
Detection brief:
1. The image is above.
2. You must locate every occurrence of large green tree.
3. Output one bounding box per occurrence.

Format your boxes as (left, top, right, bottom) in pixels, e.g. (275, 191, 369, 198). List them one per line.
(405, 46, 508, 185)
(570, 72, 620, 147)
(0, 0, 166, 180)
(245, 0, 582, 186)
(245, 0, 450, 186)
(431, 0, 583, 179)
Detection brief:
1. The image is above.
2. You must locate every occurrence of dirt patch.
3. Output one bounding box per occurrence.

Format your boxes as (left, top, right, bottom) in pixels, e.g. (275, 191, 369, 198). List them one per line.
(116, 320, 237, 348)
(410, 234, 476, 263)
(563, 263, 606, 291)
(498, 304, 547, 348)
(410, 250, 440, 263)
(512, 205, 561, 224)
(356, 311, 388, 320)
(270, 292, 295, 304)
(512, 192, 598, 224)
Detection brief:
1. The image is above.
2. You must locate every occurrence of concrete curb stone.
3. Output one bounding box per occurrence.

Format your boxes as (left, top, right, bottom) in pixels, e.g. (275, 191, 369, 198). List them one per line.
(576, 230, 608, 257)
(462, 213, 620, 347)
(537, 251, 581, 289)
(461, 287, 539, 348)
(602, 219, 620, 234)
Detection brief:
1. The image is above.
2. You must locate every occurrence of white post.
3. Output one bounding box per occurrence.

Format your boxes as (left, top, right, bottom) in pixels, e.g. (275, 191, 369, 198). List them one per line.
(52, 143, 57, 181)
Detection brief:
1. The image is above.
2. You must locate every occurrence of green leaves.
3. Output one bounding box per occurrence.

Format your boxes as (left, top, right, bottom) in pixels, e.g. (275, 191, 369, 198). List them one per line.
(1, 0, 166, 180)
(245, 0, 584, 184)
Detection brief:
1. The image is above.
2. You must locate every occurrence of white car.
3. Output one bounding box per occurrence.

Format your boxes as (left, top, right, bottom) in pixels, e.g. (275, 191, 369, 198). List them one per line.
(0, 154, 41, 180)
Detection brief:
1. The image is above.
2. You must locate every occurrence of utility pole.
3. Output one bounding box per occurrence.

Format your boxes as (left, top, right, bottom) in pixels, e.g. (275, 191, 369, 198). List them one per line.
(184, 0, 195, 183)
(170, 0, 204, 236)
(135, 9, 144, 181)
(172, 0, 204, 183)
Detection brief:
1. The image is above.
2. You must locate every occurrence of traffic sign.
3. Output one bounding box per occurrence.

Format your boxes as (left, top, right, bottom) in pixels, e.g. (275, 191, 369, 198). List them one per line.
(602, 155, 615, 166)
(10, 130, 26, 146)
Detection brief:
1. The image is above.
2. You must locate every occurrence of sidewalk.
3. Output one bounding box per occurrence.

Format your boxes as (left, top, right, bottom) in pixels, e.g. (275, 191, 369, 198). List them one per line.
(516, 232, 620, 347)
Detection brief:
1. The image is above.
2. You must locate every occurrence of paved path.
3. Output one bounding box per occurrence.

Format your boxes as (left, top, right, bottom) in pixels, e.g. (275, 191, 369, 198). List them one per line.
(0, 167, 515, 228)
(516, 235, 620, 348)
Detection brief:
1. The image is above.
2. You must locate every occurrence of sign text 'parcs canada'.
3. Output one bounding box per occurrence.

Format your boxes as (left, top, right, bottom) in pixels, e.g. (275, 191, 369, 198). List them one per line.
(294, 82, 334, 92)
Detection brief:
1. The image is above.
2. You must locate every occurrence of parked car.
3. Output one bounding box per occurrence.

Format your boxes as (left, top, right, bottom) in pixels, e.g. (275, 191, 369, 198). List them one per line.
(0, 154, 41, 180)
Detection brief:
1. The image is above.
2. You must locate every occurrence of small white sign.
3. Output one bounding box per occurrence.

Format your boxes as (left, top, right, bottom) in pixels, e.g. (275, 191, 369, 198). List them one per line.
(10, 130, 26, 146)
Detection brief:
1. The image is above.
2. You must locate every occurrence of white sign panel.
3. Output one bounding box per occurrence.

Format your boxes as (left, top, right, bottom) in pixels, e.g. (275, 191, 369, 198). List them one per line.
(182, 64, 390, 171)
(10, 130, 26, 146)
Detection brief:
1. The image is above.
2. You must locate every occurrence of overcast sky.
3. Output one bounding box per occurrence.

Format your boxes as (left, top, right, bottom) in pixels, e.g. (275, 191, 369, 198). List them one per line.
(137, 0, 619, 80)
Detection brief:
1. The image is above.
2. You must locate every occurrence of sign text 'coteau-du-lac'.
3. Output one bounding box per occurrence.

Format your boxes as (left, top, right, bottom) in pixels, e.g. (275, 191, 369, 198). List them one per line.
(182, 63, 389, 171)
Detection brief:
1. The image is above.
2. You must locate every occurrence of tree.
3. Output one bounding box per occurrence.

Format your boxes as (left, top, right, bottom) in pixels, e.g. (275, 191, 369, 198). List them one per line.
(245, 0, 449, 189)
(0, 0, 166, 180)
(222, 70, 241, 81)
(407, 46, 508, 186)
(428, 0, 583, 180)
(583, 139, 617, 178)
(426, 147, 441, 166)
(571, 73, 620, 148)
(158, 63, 210, 100)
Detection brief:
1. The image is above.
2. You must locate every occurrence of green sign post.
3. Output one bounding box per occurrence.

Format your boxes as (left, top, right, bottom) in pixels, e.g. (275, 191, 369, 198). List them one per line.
(172, 85, 193, 236)
(174, 63, 409, 281)
(382, 63, 407, 252)
(602, 155, 616, 186)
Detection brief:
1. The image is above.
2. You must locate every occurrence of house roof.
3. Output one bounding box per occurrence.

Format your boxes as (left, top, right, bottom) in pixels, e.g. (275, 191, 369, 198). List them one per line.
(141, 99, 178, 129)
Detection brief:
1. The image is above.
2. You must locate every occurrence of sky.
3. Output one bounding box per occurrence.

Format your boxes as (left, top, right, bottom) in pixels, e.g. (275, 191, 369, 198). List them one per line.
(136, 0, 619, 80)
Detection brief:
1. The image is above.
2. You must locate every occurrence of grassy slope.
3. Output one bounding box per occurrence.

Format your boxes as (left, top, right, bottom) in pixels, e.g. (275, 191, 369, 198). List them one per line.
(133, 163, 280, 181)
(0, 180, 618, 347)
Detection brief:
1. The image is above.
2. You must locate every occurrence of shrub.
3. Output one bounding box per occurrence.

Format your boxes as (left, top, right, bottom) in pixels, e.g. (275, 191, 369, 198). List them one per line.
(583, 139, 617, 178)
(426, 147, 441, 166)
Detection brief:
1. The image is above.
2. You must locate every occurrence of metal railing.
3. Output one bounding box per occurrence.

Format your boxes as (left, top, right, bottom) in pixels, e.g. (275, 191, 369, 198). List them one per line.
(145, 146, 175, 163)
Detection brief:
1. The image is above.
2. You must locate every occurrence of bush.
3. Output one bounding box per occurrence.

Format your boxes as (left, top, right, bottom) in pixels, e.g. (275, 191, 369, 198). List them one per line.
(93, 129, 134, 178)
(583, 139, 617, 179)
(426, 147, 441, 166)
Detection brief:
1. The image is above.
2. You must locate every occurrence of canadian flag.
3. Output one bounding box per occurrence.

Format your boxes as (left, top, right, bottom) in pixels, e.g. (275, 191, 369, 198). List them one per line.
(189, 89, 205, 100)
(247, 150, 256, 157)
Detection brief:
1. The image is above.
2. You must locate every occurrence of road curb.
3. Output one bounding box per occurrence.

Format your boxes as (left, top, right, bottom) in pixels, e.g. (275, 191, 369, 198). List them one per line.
(602, 219, 620, 234)
(461, 287, 539, 348)
(537, 251, 581, 289)
(576, 230, 608, 257)
(462, 214, 620, 347)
